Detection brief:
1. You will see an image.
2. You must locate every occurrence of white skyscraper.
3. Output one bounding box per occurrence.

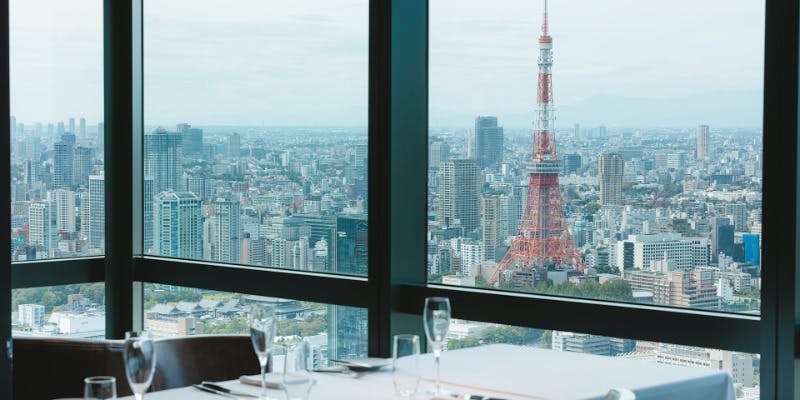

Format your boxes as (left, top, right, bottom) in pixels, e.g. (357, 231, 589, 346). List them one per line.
(598, 152, 624, 206)
(207, 195, 241, 264)
(153, 191, 202, 259)
(18, 304, 45, 327)
(696, 124, 709, 159)
(87, 174, 106, 250)
(52, 189, 76, 233)
(29, 201, 57, 253)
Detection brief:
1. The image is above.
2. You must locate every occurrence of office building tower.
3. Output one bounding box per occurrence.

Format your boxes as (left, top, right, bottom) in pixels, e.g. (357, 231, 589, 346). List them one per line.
(10, 115, 15, 136)
(145, 129, 183, 194)
(69, 117, 75, 134)
(177, 123, 203, 156)
(562, 153, 581, 175)
(437, 160, 481, 230)
(57, 121, 65, 135)
(24, 160, 40, 185)
(54, 134, 75, 189)
(696, 125, 709, 159)
(573, 123, 580, 137)
(474, 116, 504, 169)
(710, 217, 734, 262)
(667, 153, 686, 169)
(153, 191, 203, 259)
(47, 123, 54, 137)
(552, 331, 611, 356)
(207, 195, 241, 264)
(743, 234, 760, 266)
(328, 305, 368, 363)
(228, 132, 241, 159)
(482, 196, 501, 262)
(614, 233, 709, 271)
(52, 189, 76, 233)
(143, 177, 154, 252)
(29, 201, 57, 252)
(98, 122, 105, 144)
(353, 144, 368, 169)
(79, 117, 86, 138)
(73, 146, 93, 186)
(87, 174, 105, 250)
(18, 304, 45, 327)
(430, 140, 450, 168)
(723, 203, 748, 232)
(599, 152, 624, 206)
(333, 215, 368, 275)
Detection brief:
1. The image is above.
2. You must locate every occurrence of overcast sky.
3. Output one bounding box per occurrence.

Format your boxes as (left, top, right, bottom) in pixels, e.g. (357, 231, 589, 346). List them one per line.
(10, 0, 764, 127)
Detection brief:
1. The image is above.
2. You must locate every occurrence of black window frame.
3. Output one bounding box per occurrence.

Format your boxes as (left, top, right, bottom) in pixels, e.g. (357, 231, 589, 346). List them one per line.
(0, 1, 797, 399)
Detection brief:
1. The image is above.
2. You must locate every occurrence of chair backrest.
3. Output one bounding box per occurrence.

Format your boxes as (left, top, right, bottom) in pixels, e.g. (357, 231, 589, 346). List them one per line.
(12, 337, 130, 400)
(150, 334, 260, 391)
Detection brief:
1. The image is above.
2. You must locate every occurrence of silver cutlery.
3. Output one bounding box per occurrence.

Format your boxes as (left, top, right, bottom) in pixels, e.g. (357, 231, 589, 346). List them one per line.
(200, 381, 259, 398)
(192, 384, 241, 399)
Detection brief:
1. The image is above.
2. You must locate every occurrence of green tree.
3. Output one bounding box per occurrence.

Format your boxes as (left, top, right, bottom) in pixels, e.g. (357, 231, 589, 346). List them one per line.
(446, 336, 480, 350)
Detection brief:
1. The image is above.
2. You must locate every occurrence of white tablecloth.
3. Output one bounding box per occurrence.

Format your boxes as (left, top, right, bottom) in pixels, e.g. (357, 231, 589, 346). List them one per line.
(120, 344, 734, 400)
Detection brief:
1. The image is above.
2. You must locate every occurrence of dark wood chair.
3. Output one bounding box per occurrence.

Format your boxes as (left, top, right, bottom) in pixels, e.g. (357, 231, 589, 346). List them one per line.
(12, 337, 131, 400)
(150, 334, 261, 391)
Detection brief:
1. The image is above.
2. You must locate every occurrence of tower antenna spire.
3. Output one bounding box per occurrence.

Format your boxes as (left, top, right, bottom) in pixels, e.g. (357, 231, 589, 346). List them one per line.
(542, 0, 549, 36)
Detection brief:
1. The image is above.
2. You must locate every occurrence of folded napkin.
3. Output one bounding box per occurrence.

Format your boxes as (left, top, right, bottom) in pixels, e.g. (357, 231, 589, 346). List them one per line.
(239, 373, 284, 389)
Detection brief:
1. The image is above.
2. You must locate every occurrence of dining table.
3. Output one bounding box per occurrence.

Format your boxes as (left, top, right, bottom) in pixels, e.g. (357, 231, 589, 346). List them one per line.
(117, 344, 735, 400)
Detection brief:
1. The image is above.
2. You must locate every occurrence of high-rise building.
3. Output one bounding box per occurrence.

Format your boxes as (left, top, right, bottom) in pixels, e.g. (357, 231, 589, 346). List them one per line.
(723, 203, 747, 232)
(327, 305, 368, 363)
(614, 233, 709, 271)
(52, 189, 76, 233)
(228, 132, 241, 159)
(87, 174, 105, 250)
(332, 215, 368, 275)
(28, 201, 57, 253)
(429, 141, 450, 168)
(57, 121, 65, 135)
(437, 159, 481, 231)
(667, 152, 686, 169)
(73, 146, 93, 186)
(598, 152, 624, 206)
(153, 191, 203, 259)
(474, 116, 504, 169)
(176, 123, 203, 157)
(696, 125, 709, 159)
(10, 115, 16, 136)
(79, 117, 86, 138)
(145, 129, 183, 194)
(54, 134, 76, 189)
(207, 195, 241, 264)
(552, 331, 611, 356)
(143, 177, 154, 252)
(69, 117, 75, 134)
(482, 196, 501, 262)
(710, 217, 734, 262)
(743, 233, 760, 266)
(562, 153, 581, 175)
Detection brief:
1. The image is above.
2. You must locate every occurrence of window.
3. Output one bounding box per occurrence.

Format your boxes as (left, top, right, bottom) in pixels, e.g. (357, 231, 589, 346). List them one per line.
(427, 0, 763, 314)
(141, 0, 370, 276)
(10, 0, 105, 261)
(11, 284, 105, 338)
(142, 284, 367, 363)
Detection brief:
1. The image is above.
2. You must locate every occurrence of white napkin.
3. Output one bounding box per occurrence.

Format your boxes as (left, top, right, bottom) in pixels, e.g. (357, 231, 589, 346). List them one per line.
(239, 373, 284, 389)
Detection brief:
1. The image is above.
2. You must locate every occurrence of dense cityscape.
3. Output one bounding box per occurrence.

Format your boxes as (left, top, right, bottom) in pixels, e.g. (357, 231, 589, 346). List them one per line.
(8, 1, 762, 398)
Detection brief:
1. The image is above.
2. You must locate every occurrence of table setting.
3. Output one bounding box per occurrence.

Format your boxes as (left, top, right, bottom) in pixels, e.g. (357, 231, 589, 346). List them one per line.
(68, 296, 734, 400)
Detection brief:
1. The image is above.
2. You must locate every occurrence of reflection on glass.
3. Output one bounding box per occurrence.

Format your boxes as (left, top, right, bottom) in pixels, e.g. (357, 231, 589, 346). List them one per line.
(142, 0, 369, 276)
(427, 0, 763, 314)
(10, 0, 105, 261)
(11, 283, 105, 338)
(142, 284, 368, 366)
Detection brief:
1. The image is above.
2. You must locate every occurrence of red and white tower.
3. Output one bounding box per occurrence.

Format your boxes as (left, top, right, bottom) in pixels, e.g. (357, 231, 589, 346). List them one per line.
(490, 0, 584, 284)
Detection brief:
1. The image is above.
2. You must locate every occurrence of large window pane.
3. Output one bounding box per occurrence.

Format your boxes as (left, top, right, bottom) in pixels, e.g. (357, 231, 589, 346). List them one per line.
(143, 284, 368, 364)
(428, 0, 763, 313)
(11, 284, 105, 338)
(142, 1, 369, 276)
(10, 0, 105, 261)
(446, 319, 760, 399)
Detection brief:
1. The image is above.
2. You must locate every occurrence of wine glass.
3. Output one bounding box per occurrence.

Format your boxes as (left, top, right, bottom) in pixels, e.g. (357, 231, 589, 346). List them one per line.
(423, 297, 451, 395)
(249, 304, 277, 400)
(123, 331, 156, 400)
(283, 340, 315, 400)
(84, 376, 117, 400)
(392, 334, 420, 397)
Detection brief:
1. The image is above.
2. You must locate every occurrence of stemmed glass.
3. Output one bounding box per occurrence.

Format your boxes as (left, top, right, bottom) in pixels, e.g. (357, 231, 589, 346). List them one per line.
(423, 297, 451, 395)
(123, 331, 157, 400)
(283, 339, 315, 400)
(249, 304, 277, 400)
(84, 376, 117, 399)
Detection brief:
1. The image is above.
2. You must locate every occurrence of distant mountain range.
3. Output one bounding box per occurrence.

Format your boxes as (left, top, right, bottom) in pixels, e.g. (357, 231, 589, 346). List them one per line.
(431, 89, 763, 129)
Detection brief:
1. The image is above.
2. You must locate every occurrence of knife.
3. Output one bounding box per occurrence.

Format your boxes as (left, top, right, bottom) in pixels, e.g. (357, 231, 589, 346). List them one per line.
(192, 384, 240, 399)
(200, 382, 259, 398)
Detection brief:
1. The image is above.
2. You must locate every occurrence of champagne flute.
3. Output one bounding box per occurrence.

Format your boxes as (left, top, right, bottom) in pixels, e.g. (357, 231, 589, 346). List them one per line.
(283, 339, 315, 400)
(423, 297, 451, 395)
(84, 376, 117, 400)
(249, 304, 277, 400)
(123, 331, 156, 400)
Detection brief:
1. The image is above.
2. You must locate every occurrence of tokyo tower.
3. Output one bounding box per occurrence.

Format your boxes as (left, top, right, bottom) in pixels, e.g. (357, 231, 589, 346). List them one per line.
(489, 0, 584, 284)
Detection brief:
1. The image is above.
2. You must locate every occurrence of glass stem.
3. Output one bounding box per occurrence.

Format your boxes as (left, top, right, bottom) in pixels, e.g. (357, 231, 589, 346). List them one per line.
(261, 363, 267, 398)
(135, 393, 144, 400)
(435, 352, 441, 394)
